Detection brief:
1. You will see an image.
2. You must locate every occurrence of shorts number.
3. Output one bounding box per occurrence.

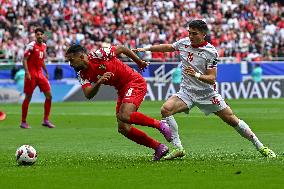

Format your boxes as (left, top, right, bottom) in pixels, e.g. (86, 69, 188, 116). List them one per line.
(126, 88, 134, 97)
(211, 97, 220, 105)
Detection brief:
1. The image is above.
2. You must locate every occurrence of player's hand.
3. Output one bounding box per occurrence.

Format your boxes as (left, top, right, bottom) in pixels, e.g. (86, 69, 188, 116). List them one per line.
(132, 48, 146, 52)
(138, 60, 150, 73)
(98, 72, 114, 84)
(25, 72, 31, 80)
(185, 65, 196, 77)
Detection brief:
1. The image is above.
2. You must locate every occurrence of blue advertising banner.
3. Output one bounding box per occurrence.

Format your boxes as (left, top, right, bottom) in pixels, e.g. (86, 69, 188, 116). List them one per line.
(1, 62, 284, 81)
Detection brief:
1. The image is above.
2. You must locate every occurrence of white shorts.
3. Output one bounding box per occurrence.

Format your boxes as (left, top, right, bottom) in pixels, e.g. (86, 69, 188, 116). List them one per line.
(174, 90, 228, 116)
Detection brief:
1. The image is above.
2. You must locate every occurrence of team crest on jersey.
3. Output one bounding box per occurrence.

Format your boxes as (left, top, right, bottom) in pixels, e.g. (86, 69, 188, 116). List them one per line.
(99, 64, 106, 70)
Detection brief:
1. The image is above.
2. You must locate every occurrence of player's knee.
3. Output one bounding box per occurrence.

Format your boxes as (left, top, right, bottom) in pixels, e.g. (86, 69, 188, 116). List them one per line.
(117, 112, 130, 123)
(46, 95, 52, 100)
(25, 94, 32, 101)
(161, 105, 172, 117)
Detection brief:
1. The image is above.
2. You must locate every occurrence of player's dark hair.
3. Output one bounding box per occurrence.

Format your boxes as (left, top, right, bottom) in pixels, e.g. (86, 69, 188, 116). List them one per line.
(66, 44, 87, 55)
(187, 20, 208, 34)
(35, 27, 44, 34)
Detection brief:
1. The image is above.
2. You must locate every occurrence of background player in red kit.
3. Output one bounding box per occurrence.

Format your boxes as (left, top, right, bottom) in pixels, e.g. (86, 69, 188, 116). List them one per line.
(20, 28, 55, 129)
(65, 44, 172, 160)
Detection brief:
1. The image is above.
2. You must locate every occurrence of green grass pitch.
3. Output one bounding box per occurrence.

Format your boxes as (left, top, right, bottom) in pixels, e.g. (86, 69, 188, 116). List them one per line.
(0, 99, 284, 188)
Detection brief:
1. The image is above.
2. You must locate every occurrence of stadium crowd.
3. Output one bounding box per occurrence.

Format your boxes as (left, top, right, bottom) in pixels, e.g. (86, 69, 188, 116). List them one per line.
(0, 0, 284, 63)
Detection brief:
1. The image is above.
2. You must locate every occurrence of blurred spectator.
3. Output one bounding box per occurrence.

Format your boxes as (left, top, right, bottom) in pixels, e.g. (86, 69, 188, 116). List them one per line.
(0, 0, 283, 63)
(251, 64, 263, 82)
(0, 46, 5, 59)
(54, 65, 63, 80)
(247, 49, 262, 61)
(5, 6, 16, 24)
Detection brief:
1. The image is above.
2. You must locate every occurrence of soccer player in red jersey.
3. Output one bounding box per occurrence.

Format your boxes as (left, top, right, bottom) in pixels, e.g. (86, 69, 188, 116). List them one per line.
(20, 28, 55, 129)
(65, 44, 172, 160)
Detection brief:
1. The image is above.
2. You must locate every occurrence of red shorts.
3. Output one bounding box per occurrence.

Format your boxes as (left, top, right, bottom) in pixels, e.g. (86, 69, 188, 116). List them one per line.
(115, 77, 147, 113)
(24, 74, 51, 95)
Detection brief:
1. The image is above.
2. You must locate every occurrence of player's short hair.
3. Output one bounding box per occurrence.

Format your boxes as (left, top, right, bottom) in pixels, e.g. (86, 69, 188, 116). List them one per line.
(187, 20, 208, 34)
(35, 27, 44, 34)
(66, 44, 87, 55)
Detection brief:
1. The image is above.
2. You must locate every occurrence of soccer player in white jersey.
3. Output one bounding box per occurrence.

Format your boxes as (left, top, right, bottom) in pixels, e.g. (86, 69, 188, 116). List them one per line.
(134, 19, 276, 159)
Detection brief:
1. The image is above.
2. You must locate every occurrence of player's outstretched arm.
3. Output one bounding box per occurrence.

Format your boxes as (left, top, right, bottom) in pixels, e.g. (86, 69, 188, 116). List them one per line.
(115, 45, 149, 71)
(133, 44, 175, 52)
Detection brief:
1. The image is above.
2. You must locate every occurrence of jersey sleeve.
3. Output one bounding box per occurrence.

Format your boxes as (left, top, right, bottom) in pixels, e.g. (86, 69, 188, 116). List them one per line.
(172, 38, 187, 50)
(77, 71, 92, 89)
(172, 40, 182, 50)
(206, 51, 219, 70)
(88, 45, 116, 61)
(24, 41, 35, 57)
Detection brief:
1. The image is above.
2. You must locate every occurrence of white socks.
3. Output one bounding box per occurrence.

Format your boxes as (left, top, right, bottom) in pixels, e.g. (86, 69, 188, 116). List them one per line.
(165, 115, 183, 149)
(235, 119, 264, 150)
(164, 117, 263, 151)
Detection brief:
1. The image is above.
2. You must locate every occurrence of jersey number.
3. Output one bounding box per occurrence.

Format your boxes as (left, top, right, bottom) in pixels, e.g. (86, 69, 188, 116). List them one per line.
(39, 51, 44, 59)
(126, 88, 134, 97)
(187, 52, 193, 62)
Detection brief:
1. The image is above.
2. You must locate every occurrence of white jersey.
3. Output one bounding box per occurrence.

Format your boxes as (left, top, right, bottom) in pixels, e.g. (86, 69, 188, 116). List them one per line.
(173, 37, 219, 100)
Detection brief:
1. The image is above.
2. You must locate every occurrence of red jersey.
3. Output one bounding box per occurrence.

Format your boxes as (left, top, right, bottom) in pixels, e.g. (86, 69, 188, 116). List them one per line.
(24, 41, 46, 76)
(78, 46, 142, 91)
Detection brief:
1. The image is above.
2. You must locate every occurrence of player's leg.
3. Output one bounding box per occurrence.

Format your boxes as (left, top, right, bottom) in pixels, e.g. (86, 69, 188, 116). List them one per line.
(118, 102, 172, 142)
(117, 81, 172, 142)
(39, 76, 55, 128)
(117, 114, 169, 161)
(21, 78, 36, 128)
(161, 95, 189, 159)
(42, 91, 55, 128)
(214, 106, 276, 157)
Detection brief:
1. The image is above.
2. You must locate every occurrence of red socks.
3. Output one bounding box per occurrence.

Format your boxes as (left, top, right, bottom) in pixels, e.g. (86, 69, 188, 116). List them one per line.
(129, 112, 160, 129)
(126, 126, 160, 149)
(125, 113, 162, 150)
(21, 98, 30, 122)
(44, 98, 51, 120)
(21, 98, 51, 122)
